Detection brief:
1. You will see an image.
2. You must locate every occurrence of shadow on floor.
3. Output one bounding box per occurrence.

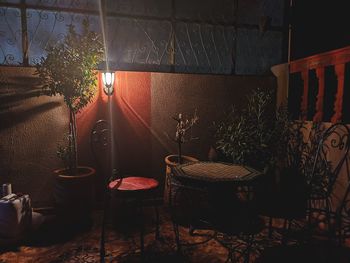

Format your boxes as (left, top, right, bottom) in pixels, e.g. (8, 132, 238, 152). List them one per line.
(27, 215, 94, 246)
(257, 242, 350, 263)
(1, 208, 350, 263)
(0, 213, 94, 253)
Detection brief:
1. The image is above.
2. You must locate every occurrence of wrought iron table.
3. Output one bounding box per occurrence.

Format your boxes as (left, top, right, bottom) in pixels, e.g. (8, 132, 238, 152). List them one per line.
(169, 161, 264, 262)
(172, 161, 262, 183)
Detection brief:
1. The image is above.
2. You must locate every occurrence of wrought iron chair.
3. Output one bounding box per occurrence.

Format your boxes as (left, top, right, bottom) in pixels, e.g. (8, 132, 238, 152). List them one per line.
(307, 122, 350, 242)
(90, 119, 160, 262)
(254, 121, 344, 245)
(255, 166, 309, 244)
(256, 122, 350, 245)
(169, 173, 215, 251)
(211, 189, 267, 263)
(337, 177, 350, 245)
(254, 121, 314, 243)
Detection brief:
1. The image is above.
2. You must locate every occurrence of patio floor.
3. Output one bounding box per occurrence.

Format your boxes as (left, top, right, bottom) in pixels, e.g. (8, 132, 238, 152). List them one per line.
(1, 207, 350, 263)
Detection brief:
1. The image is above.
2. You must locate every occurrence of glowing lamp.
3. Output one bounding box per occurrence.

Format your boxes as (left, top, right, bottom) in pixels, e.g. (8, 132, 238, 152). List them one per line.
(102, 71, 115, 96)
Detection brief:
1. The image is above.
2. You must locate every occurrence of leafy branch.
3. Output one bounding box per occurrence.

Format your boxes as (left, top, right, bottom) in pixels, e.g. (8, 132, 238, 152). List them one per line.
(214, 88, 290, 171)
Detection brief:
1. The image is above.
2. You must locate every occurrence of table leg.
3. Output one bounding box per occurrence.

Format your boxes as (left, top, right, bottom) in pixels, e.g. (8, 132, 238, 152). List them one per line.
(100, 190, 110, 263)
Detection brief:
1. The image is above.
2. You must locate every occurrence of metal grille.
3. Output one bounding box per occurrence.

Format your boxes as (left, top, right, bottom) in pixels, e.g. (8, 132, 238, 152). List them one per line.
(27, 9, 101, 65)
(0, 7, 22, 65)
(0, 0, 286, 74)
(25, 0, 100, 11)
(174, 22, 235, 74)
(106, 16, 173, 71)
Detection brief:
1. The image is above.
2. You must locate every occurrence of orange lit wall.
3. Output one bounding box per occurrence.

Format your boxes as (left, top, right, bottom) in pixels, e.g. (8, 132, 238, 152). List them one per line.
(76, 71, 152, 199)
(114, 71, 152, 177)
(76, 71, 276, 202)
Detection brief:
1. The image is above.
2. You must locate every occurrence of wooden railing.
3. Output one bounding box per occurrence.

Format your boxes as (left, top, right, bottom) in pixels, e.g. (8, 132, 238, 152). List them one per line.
(289, 46, 350, 123)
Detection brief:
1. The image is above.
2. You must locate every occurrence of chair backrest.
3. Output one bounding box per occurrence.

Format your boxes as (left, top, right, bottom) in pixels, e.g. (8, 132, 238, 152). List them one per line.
(309, 123, 350, 197)
(90, 120, 112, 184)
(283, 122, 325, 182)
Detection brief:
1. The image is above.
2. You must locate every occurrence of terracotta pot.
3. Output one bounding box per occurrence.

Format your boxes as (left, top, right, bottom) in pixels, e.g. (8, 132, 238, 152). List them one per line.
(164, 155, 198, 206)
(53, 166, 95, 219)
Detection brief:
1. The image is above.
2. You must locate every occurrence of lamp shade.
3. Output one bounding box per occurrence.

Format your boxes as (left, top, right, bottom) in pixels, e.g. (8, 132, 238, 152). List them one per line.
(102, 71, 115, 95)
(97, 60, 117, 96)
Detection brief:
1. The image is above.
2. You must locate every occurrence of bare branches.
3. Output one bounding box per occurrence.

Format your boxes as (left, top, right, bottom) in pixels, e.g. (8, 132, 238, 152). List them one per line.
(166, 109, 199, 163)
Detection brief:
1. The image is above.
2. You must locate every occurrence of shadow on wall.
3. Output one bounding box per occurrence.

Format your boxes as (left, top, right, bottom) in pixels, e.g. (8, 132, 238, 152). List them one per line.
(0, 88, 41, 111)
(0, 73, 61, 130)
(0, 75, 44, 108)
(0, 67, 68, 207)
(0, 101, 61, 131)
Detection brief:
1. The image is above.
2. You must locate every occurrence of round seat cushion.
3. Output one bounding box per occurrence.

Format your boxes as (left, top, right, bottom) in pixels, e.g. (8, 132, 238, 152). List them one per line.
(109, 177, 159, 191)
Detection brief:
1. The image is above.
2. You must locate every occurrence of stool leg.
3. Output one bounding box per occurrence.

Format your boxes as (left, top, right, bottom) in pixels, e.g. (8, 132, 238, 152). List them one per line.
(282, 219, 290, 245)
(244, 235, 253, 263)
(268, 216, 273, 238)
(325, 199, 332, 242)
(172, 220, 181, 252)
(155, 205, 160, 240)
(100, 190, 110, 263)
(138, 200, 145, 256)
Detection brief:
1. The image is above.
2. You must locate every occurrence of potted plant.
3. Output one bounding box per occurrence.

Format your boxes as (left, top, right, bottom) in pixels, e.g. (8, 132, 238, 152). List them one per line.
(35, 19, 103, 219)
(213, 87, 290, 173)
(164, 110, 199, 204)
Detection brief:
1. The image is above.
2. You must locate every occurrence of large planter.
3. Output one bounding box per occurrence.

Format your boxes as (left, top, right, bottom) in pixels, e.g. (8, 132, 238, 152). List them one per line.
(53, 166, 95, 221)
(164, 155, 198, 206)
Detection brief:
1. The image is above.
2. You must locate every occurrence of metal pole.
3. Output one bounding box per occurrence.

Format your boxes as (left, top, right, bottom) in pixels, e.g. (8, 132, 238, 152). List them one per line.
(20, 0, 29, 65)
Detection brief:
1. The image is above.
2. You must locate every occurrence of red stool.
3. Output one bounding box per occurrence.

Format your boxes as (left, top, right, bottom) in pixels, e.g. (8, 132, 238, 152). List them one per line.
(109, 177, 159, 191)
(99, 176, 160, 262)
(91, 120, 160, 262)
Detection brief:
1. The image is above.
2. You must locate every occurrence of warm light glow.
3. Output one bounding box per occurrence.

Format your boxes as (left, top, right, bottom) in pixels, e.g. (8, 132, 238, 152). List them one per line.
(102, 71, 115, 95)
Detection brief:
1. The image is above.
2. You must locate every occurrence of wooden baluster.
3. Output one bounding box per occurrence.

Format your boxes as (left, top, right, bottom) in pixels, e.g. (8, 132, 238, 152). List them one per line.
(313, 67, 325, 122)
(331, 64, 345, 123)
(300, 70, 309, 120)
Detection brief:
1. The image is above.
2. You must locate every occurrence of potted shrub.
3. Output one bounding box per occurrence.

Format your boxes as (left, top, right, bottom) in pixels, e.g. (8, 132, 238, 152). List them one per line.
(35, 19, 103, 219)
(213, 87, 290, 173)
(164, 110, 199, 204)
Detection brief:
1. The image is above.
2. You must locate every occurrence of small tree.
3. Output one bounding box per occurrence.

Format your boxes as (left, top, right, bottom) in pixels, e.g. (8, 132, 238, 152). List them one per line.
(36, 19, 104, 175)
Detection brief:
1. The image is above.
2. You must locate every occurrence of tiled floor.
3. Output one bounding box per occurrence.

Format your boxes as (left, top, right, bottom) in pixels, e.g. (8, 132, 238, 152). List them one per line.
(1, 207, 350, 263)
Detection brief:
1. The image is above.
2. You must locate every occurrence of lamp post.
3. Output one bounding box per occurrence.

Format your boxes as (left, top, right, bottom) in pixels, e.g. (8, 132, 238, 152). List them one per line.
(99, 65, 116, 263)
(99, 1, 117, 261)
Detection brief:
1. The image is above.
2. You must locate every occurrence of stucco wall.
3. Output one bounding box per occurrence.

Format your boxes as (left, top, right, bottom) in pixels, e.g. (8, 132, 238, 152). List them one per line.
(0, 67, 277, 206)
(150, 73, 277, 189)
(0, 66, 68, 207)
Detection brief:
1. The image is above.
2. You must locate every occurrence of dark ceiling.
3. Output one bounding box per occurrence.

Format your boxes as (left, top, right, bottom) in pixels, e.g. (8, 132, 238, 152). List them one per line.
(291, 0, 350, 59)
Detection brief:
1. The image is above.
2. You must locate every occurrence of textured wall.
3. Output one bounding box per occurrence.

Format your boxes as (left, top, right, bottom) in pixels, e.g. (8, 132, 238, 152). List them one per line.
(79, 71, 277, 198)
(0, 66, 68, 207)
(150, 73, 276, 190)
(0, 67, 276, 206)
